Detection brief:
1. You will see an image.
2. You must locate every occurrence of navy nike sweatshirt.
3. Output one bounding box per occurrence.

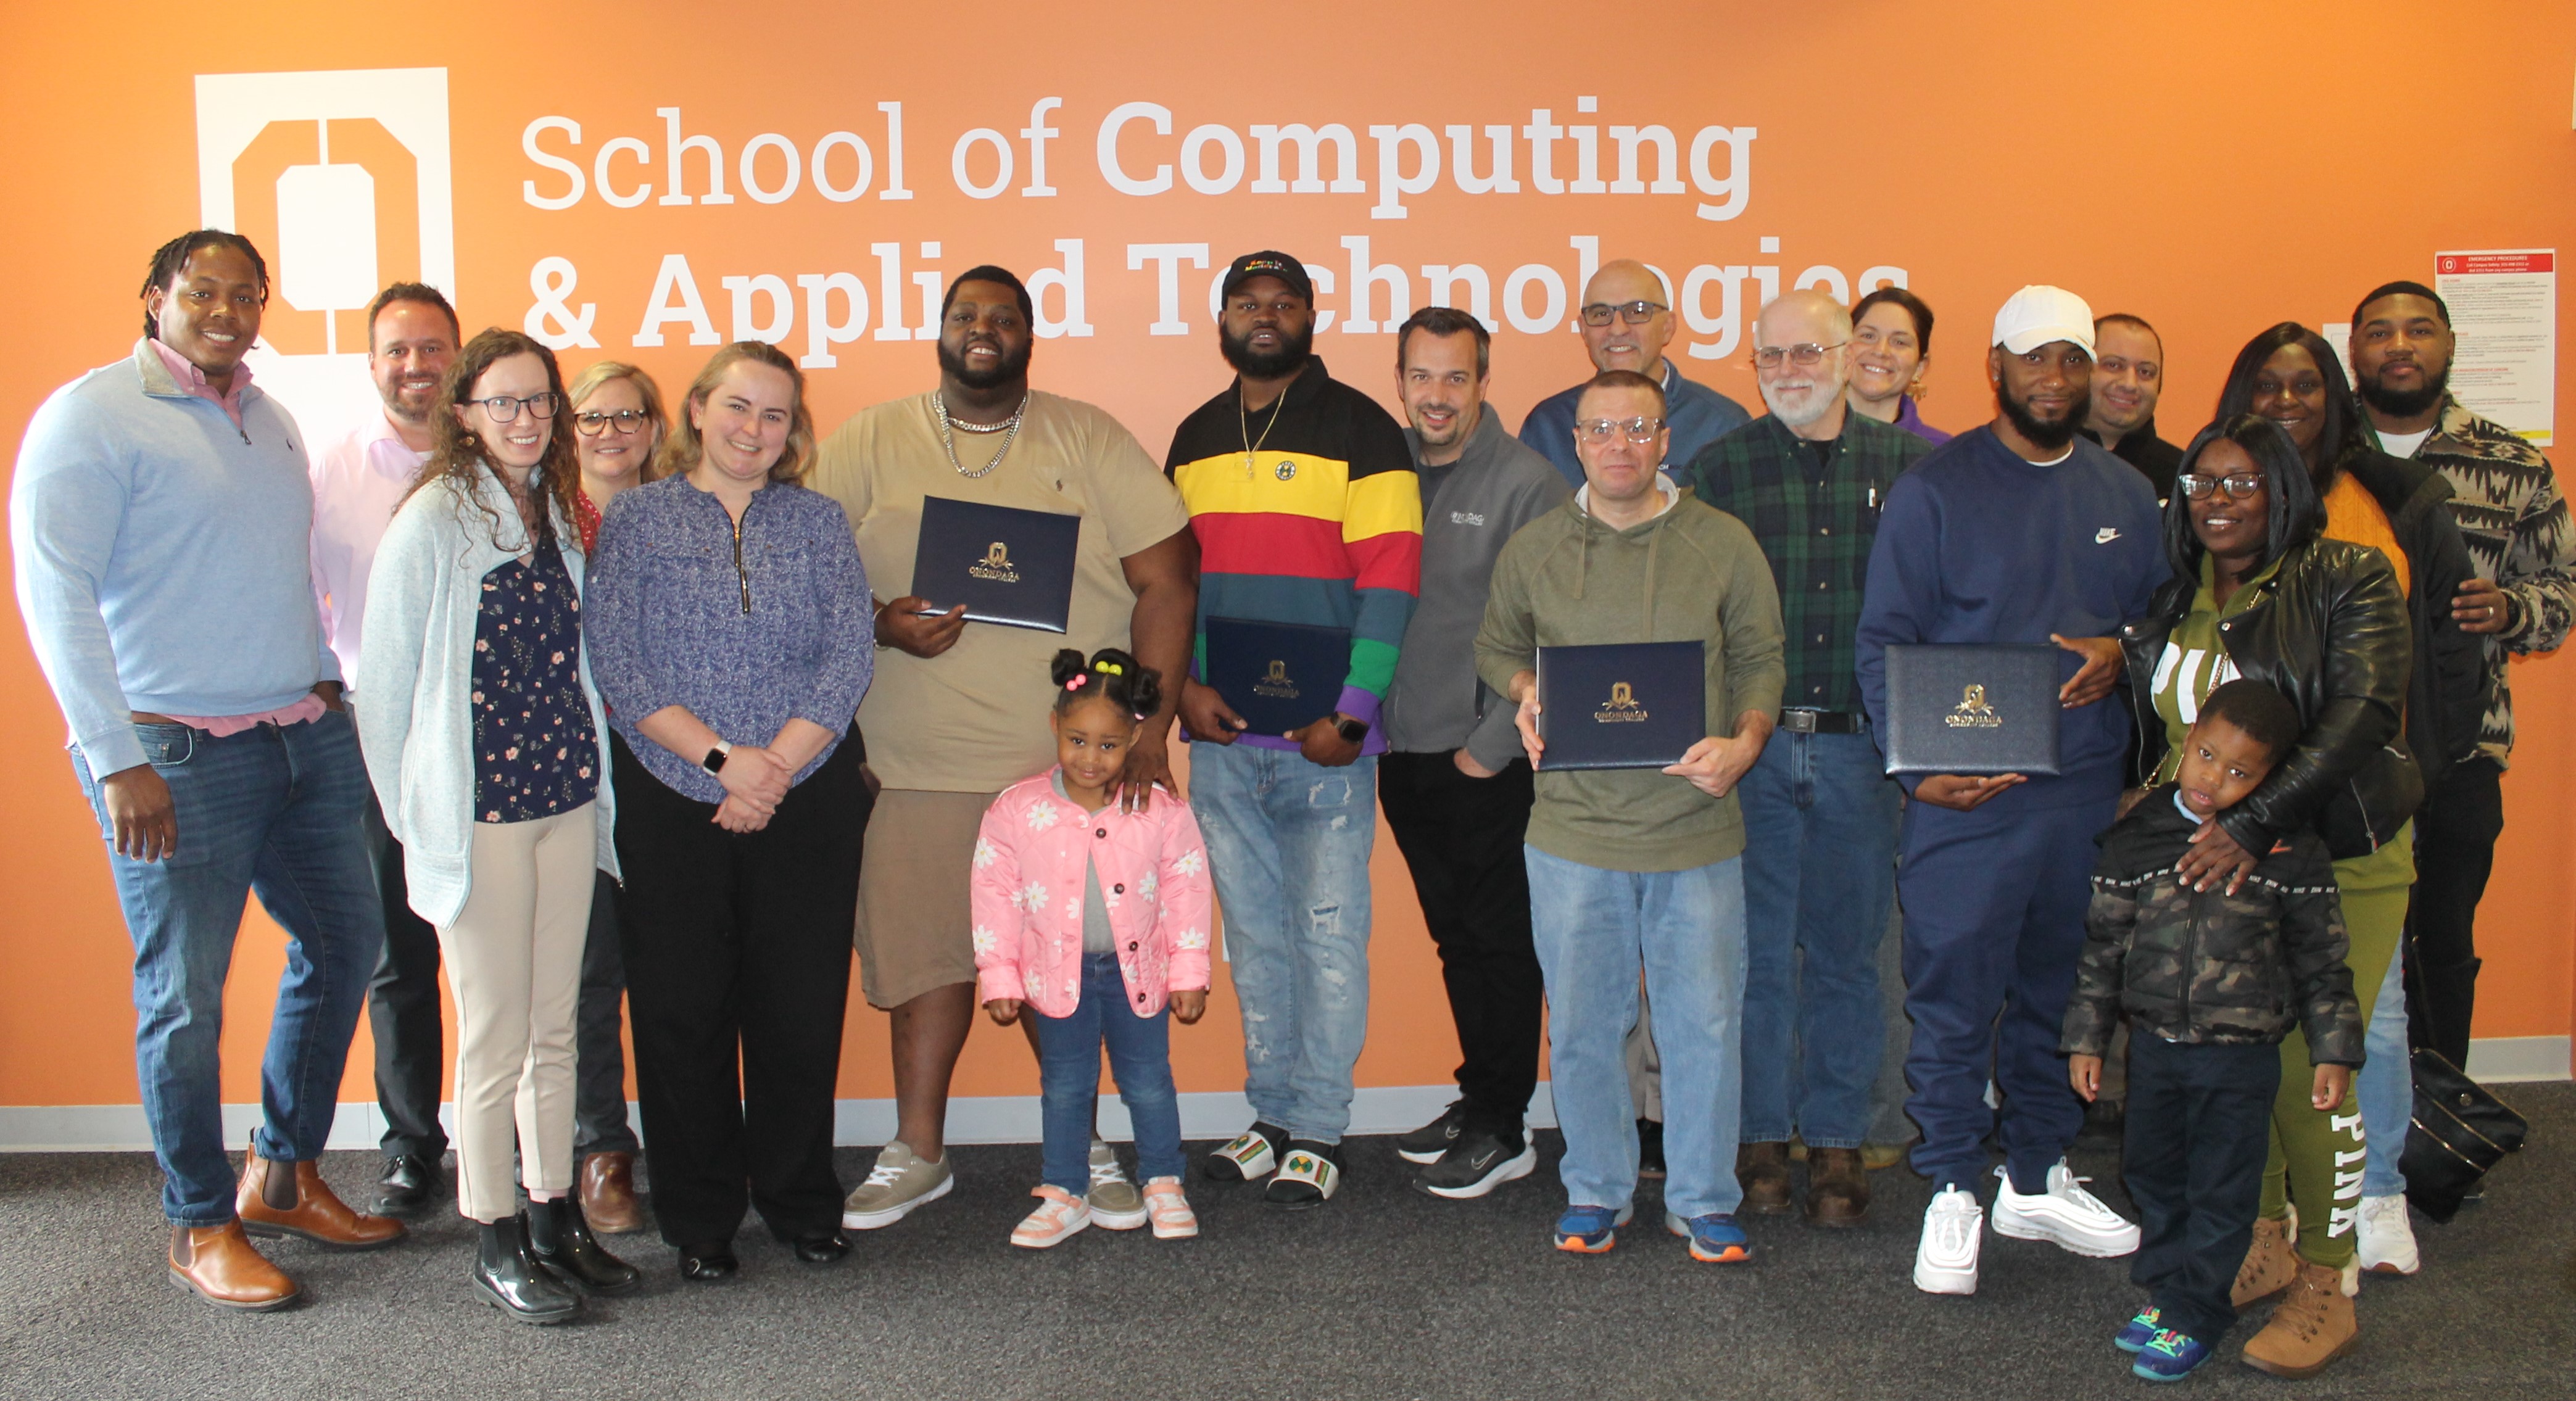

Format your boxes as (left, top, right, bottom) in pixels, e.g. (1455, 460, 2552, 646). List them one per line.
(1855, 425, 2164, 812)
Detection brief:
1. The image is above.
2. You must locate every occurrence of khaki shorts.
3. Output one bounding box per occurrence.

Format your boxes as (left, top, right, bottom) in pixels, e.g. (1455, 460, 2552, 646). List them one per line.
(855, 788, 994, 1009)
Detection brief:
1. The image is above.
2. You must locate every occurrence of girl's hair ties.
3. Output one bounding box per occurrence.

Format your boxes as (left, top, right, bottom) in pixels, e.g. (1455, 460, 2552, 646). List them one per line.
(1064, 675, 1088, 692)
(1095, 660, 1124, 676)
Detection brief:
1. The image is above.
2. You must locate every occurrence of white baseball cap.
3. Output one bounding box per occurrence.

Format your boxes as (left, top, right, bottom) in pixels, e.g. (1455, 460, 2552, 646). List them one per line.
(1992, 285, 2097, 357)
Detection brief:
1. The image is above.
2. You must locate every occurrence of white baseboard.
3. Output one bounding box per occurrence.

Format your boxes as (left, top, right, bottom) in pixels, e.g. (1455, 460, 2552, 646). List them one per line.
(0, 1084, 1563, 1153)
(2464, 1035, 2571, 1083)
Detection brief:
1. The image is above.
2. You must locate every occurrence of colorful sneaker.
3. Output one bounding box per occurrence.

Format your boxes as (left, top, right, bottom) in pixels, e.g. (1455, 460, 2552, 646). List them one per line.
(1914, 1184, 1983, 1295)
(1664, 1210, 1752, 1263)
(2357, 1194, 2421, 1276)
(1553, 1203, 1633, 1254)
(841, 1140, 953, 1229)
(1142, 1176, 1198, 1239)
(1008, 1185, 1090, 1249)
(1201, 1122, 1286, 1183)
(1086, 1138, 1147, 1230)
(2132, 1329, 2211, 1382)
(1264, 1141, 1343, 1209)
(2114, 1305, 2164, 1353)
(1990, 1161, 2140, 1257)
(1396, 1101, 1467, 1165)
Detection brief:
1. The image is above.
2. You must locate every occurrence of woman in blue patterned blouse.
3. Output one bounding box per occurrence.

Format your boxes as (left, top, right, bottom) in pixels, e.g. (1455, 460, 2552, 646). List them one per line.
(586, 341, 876, 1283)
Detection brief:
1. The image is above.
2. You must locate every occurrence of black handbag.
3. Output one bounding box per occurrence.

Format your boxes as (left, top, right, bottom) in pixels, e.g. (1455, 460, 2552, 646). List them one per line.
(2400, 1048, 2529, 1224)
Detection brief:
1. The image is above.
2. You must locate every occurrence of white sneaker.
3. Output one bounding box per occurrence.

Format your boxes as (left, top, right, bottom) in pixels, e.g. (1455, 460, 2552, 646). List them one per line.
(1991, 1161, 2140, 1258)
(2357, 1194, 2421, 1275)
(1915, 1185, 1983, 1295)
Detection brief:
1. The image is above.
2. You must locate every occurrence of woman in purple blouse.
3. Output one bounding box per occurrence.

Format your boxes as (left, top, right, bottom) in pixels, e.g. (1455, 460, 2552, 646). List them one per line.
(585, 341, 875, 1283)
(1847, 286, 1952, 446)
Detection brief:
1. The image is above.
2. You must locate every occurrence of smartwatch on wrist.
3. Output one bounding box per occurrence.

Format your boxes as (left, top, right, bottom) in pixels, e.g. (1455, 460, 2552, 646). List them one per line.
(1335, 715, 1369, 745)
(702, 740, 733, 774)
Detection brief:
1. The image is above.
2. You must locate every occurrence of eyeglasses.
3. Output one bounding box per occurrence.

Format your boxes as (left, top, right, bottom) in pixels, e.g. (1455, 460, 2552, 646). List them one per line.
(1580, 300, 1667, 327)
(468, 391, 560, 423)
(2177, 473, 2266, 501)
(574, 408, 652, 436)
(1751, 341, 1849, 370)
(1575, 416, 1667, 445)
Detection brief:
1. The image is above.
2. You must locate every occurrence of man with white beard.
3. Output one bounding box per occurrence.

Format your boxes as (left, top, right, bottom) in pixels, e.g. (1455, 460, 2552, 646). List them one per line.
(1683, 289, 1929, 1226)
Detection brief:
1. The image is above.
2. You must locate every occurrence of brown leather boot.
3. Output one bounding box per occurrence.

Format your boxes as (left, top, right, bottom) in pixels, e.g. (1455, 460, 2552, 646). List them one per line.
(168, 1221, 299, 1311)
(579, 1152, 647, 1235)
(236, 1140, 407, 1250)
(2232, 1206, 2298, 1307)
(1736, 1141, 1793, 1215)
(1804, 1146, 1871, 1226)
(2240, 1259, 2359, 1378)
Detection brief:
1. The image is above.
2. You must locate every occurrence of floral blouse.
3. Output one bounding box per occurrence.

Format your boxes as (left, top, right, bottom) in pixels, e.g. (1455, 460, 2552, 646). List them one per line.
(471, 539, 600, 823)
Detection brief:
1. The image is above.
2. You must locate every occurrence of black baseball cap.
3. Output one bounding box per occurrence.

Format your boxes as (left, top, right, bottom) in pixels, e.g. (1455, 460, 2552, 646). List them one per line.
(1220, 250, 1313, 303)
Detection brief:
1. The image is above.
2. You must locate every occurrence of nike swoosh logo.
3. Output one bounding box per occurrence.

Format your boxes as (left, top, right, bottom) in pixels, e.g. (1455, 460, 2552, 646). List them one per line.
(2095, 528, 2122, 543)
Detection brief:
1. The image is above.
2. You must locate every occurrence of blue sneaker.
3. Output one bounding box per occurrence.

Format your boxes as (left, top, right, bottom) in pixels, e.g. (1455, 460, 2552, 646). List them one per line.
(1552, 1203, 1631, 1254)
(2132, 1329, 2211, 1382)
(1663, 1210, 1753, 1263)
(2114, 1305, 2163, 1353)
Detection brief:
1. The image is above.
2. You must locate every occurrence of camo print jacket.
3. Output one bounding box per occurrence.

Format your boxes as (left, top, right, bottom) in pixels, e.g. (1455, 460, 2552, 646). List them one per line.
(2060, 786, 2363, 1064)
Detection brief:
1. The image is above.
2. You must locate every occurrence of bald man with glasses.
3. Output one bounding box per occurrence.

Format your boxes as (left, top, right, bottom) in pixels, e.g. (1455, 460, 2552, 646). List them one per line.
(1520, 260, 1750, 491)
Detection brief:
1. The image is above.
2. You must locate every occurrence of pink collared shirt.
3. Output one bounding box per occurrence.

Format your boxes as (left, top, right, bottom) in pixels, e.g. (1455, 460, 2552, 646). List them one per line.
(310, 409, 432, 687)
(148, 337, 252, 430)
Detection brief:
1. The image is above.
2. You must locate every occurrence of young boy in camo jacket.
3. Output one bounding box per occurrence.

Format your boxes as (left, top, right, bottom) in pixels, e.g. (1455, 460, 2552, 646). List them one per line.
(2061, 679, 2363, 1383)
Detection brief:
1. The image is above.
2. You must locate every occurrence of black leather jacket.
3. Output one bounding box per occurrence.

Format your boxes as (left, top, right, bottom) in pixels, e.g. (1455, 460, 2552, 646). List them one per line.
(2338, 449, 2490, 793)
(2122, 537, 2422, 861)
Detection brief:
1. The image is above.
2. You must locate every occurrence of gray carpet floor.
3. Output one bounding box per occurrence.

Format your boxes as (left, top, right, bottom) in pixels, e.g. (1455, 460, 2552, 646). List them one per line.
(2, 1085, 2570, 1400)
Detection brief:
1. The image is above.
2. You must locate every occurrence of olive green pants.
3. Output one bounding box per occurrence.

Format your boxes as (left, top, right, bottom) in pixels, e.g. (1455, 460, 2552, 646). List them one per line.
(2261, 824, 2413, 1268)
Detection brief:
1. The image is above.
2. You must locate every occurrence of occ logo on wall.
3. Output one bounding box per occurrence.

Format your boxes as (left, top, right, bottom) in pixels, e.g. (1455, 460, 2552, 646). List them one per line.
(193, 68, 453, 446)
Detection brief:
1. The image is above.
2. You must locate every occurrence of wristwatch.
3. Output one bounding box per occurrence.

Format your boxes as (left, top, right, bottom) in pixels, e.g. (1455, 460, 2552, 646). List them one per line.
(702, 740, 733, 774)
(1335, 715, 1370, 744)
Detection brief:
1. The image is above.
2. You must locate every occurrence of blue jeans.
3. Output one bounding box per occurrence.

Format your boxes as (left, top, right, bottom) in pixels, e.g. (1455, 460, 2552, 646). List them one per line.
(1736, 729, 1900, 1147)
(1033, 953, 1183, 1194)
(1526, 845, 1748, 1220)
(1188, 742, 1375, 1144)
(70, 712, 384, 1225)
(2359, 948, 2410, 1197)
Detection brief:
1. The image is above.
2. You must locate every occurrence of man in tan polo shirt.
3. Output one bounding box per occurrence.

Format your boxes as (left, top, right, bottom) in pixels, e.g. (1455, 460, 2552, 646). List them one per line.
(810, 265, 1196, 1232)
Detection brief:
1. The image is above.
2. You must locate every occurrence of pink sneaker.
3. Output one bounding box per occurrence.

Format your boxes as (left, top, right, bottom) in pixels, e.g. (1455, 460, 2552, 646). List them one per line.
(1143, 1176, 1198, 1239)
(1010, 1185, 1091, 1249)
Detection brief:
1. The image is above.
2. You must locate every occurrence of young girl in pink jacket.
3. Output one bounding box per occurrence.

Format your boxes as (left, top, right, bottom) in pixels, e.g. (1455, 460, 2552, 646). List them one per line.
(973, 648, 1214, 1248)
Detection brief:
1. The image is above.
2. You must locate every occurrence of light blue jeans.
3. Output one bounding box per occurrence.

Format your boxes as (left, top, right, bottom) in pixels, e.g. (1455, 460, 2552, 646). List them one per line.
(2358, 948, 2410, 1198)
(1188, 742, 1375, 1144)
(1527, 845, 1748, 1220)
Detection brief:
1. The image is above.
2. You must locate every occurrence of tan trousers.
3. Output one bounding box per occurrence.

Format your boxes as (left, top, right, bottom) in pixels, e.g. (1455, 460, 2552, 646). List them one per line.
(437, 803, 597, 1222)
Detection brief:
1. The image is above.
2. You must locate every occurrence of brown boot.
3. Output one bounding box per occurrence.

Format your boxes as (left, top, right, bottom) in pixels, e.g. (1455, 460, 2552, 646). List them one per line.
(2232, 1205, 2298, 1306)
(579, 1152, 647, 1234)
(236, 1140, 407, 1250)
(2241, 1259, 2359, 1378)
(1736, 1141, 1793, 1215)
(168, 1221, 299, 1311)
(1804, 1146, 1871, 1226)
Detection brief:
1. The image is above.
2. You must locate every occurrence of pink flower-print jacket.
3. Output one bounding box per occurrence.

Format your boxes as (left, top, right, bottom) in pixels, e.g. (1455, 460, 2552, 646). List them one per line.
(970, 770, 1215, 1019)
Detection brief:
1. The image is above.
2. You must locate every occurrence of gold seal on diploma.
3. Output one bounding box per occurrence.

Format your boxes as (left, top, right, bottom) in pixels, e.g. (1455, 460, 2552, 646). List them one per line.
(1253, 658, 1300, 700)
(967, 540, 1021, 583)
(1594, 680, 1649, 723)
(1944, 682, 2001, 729)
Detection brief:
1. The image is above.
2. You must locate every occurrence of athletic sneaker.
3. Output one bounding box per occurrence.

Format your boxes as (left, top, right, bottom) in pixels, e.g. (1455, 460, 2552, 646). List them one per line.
(1264, 1141, 1343, 1209)
(1553, 1202, 1633, 1254)
(1201, 1122, 1287, 1182)
(1396, 1102, 1467, 1165)
(1086, 1138, 1147, 1230)
(841, 1140, 953, 1229)
(2132, 1329, 2211, 1382)
(1142, 1176, 1198, 1239)
(1664, 1210, 1752, 1263)
(1990, 1161, 2140, 1257)
(1416, 1130, 1536, 1200)
(2114, 1305, 2164, 1352)
(2357, 1194, 2421, 1276)
(1914, 1184, 1982, 1295)
(1009, 1185, 1090, 1249)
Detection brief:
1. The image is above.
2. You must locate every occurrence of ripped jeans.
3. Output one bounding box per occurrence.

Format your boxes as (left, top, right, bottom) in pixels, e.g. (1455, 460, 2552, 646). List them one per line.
(1189, 742, 1376, 1144)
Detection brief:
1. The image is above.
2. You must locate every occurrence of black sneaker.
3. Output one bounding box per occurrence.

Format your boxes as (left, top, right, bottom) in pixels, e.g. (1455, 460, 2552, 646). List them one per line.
(1263, 1140, 1344, 1209)
(1396, 1101, 1468, 1165)
(1416, 1128, 1536, 1200)
(1637, 1118, 1667, 1180)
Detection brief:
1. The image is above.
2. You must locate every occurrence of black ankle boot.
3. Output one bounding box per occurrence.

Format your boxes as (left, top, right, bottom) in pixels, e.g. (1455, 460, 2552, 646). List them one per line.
(526, 1196, 641, 1296)
(474, 1215, 581, 1325)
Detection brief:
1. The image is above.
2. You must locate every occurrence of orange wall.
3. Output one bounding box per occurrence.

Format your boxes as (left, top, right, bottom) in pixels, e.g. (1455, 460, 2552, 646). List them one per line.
(2, 3, 2572, 1109)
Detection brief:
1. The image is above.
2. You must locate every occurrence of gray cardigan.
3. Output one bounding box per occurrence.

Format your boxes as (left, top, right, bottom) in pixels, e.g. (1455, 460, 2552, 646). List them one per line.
(1383, 410, 1571, 768)
(355, 469, 618, 927)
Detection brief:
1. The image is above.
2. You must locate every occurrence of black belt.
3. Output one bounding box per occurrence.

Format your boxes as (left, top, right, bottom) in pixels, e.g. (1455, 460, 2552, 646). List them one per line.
(1779, 708, 1866, 735)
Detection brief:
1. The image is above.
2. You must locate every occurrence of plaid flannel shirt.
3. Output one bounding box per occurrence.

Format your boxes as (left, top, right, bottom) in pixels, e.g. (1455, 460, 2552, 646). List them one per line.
(1686, 411, 1930, 712)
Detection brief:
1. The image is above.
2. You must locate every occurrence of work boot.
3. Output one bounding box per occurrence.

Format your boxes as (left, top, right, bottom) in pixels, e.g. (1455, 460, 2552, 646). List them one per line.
(1805, 1146, 1871, 1226)
(1736, 1141, 1792, 1215)
(168, 1221, 299, 1311)
(2240, 1259, 2359, 1378)
(236, 1139, 407, 1250)
(2232, 1207, 2298, 1307)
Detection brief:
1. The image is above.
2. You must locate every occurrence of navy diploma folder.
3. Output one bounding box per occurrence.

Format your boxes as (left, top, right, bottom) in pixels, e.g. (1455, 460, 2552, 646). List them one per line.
(913, 496, 1082, 633)
(1534, 641, 1706, 771)
(1879, 643, 2064, 776)
(1203, 617, 1352, 738)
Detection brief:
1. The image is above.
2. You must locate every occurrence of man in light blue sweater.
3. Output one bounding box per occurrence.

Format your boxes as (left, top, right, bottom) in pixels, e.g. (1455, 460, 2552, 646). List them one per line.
(10, 231, 402, 1311)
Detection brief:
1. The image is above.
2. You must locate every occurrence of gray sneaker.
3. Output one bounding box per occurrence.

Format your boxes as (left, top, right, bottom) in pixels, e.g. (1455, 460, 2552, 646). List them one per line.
(841, 1140, 953, 1229)
(1087, 1138, 1148, 1229)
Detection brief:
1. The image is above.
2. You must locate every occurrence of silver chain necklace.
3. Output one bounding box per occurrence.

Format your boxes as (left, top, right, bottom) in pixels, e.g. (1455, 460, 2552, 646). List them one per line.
(934, 390, 1028, 479)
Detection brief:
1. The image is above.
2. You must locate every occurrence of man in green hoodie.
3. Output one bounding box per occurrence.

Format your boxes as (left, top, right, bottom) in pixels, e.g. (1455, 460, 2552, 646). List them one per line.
(1476, 369, 1785, 1261)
